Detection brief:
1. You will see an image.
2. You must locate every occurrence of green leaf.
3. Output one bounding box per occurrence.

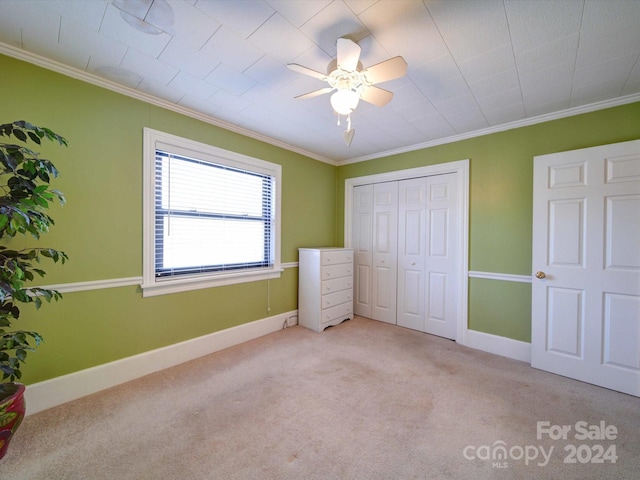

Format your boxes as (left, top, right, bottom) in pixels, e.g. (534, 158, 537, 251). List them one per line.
(12, 129, 27, 142)
(32, 268, 46, 277)
(27, 131, 41, 144)
(37, 171, 51, 183)
(13, 332, 26, 344)
(33, 195, 49, 208)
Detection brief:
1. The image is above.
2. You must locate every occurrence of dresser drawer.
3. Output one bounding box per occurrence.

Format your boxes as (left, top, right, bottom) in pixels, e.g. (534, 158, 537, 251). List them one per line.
(322, 276, 353, 294)
(321, 249, 353, 266)
(321, 302, 353, 325)
(321, 289, 352, 309)
(321, 263, 352, 280)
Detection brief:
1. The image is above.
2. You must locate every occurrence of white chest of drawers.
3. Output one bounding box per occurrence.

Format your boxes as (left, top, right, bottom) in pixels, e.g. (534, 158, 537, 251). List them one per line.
(298, 248, 354, 332)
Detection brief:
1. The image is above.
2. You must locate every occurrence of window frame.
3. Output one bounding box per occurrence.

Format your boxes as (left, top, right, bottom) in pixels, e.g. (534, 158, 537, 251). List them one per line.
(142, 128, 282, 297)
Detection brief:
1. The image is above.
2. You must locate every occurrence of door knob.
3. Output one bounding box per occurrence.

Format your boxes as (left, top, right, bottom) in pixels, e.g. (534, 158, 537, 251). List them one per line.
(535, 271, 546, 279)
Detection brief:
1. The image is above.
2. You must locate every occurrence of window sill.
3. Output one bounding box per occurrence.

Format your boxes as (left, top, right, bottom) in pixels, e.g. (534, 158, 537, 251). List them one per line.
(141, 267, 283, 297)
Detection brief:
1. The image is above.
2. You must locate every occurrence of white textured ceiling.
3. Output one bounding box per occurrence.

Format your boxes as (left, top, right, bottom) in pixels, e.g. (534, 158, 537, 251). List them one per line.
(1, 0, 639, 164)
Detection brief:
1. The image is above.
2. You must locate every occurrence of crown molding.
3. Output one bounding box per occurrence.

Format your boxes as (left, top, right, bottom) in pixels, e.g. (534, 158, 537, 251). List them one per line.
(0, 42, 336, 166)
(339, 92, 640, 165)
(3, 42, 638, 168)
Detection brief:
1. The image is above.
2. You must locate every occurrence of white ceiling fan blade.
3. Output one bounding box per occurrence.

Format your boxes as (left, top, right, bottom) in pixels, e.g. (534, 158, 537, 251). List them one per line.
(360, 85, 393, 107)
(295, 87, 334, 100)
(287, 63, 327, 80)
(336, 38, 361, 72)
(361, 56, 408, 84)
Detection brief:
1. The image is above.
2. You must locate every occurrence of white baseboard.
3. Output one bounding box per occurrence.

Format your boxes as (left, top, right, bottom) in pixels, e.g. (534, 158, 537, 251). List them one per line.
(25, 310, 299, 416)
(465, 329, 531, 363)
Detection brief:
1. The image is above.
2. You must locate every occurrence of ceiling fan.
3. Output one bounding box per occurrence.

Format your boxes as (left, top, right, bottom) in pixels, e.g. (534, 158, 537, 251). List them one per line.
(287, 38, 407, 146)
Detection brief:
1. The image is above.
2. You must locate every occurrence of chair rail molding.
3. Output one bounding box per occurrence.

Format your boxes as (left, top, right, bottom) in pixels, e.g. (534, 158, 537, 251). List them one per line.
(468, 271, 532, 283)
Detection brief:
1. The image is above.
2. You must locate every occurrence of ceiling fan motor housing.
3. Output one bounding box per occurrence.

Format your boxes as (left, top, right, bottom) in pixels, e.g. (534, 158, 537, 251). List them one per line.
(327, 59, 366, 89)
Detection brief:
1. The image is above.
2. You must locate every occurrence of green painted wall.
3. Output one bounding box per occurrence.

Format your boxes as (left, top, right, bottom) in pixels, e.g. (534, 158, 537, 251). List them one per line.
(2, 54, 337, 384)
(337, 101, 640, 342)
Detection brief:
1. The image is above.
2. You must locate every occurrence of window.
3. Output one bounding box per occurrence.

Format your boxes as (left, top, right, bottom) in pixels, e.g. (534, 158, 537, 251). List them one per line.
(142, 128, 281, 297)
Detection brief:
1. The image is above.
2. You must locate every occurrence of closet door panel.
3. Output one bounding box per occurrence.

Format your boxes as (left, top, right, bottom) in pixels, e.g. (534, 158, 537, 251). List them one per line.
(353, 185, 373, 317)
(397, 178, 426, 331)
(424, 173, 459, 339)
(371, 182, 398, 324)
(427, 272, 446, 321)
(403, 270, 422, 315)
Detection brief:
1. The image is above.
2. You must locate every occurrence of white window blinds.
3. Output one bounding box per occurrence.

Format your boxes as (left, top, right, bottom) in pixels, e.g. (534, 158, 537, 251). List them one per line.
(154, 150, 275, 279)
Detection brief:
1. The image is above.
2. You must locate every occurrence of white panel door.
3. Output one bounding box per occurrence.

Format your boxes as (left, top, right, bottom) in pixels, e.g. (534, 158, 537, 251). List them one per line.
(397, 178, 427, 330)
(352, 185, 373, 317)
(532, 139, 640, 396)
(371, 182, 398, 324)
(424, 174, 459, 339)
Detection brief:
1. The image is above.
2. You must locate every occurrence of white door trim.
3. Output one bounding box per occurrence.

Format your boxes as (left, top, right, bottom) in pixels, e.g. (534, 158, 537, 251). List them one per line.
(344, 159, 470, 345)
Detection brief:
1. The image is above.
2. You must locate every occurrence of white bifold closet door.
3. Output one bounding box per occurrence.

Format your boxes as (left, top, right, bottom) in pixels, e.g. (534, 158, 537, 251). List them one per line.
(353, 173, 460, 339)
(352, 181, 398, 324)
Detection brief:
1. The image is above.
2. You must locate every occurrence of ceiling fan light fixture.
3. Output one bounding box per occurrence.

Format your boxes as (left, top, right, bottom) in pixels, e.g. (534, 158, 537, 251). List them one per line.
(330, 89, 360, 115)
(287, 37, 407, 144)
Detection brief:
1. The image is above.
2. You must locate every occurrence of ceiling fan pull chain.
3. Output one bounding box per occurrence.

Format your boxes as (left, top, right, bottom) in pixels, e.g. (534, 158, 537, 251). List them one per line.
(347, 113, 352, 131)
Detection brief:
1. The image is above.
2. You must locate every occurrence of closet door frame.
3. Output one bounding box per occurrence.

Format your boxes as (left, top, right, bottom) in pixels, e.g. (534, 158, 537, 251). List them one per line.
(344, 159, 470, 344)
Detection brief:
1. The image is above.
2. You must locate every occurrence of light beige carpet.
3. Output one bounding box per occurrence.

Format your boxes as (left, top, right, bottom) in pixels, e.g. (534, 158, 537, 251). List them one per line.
(1, 316, 638, 479)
